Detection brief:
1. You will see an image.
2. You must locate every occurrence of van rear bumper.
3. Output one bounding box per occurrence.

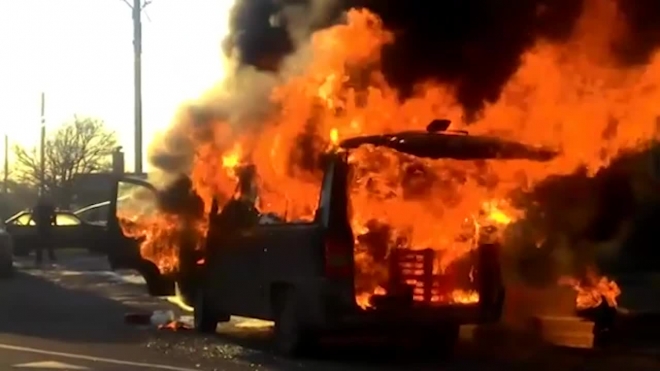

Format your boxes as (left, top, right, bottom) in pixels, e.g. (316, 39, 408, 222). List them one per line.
(320, 302, 501, 332)
(353, 303, 482, 324)
(309, 280, 504, 331)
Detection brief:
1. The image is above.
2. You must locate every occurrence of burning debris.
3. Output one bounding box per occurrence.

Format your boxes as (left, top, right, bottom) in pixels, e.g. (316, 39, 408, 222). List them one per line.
(559, 268, 622, 311)
(121, 0, 660, 312)
(124, 310, 194, 332)
(158, 321, 193, 332)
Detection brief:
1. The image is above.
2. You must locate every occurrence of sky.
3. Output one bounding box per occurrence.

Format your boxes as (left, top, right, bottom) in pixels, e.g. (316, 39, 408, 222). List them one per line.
(0, 0, 234, 172)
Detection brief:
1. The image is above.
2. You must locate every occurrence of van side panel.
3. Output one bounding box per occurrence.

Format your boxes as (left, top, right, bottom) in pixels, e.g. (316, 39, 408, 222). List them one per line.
(261, 223, 326, 322)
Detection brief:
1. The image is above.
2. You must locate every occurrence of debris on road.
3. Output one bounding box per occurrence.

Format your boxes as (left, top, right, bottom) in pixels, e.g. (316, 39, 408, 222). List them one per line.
(158, 320, 193, 331)
(150, 310, 176, 326)
(124, 310, 193, 332)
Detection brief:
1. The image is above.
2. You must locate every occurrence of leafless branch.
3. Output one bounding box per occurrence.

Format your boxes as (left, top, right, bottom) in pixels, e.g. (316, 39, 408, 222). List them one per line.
(12, 116, 118, 204)
(143, 8, 152, 22)
(121, 0, 132, 9)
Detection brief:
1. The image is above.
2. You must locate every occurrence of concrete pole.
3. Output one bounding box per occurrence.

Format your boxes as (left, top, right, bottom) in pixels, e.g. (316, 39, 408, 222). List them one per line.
(3, 134, 8, 194)
(40, 92, 46, 195)
(132, 0, 144, 174)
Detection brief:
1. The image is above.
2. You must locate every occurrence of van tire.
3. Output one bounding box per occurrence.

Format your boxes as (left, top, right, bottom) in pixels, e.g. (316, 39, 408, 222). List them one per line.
(273, 288, 317, 357)
(194, 289, 219, 334)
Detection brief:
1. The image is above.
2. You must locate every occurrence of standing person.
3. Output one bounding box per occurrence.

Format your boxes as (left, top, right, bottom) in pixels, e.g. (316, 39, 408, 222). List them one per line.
(33, 195, 56, 265)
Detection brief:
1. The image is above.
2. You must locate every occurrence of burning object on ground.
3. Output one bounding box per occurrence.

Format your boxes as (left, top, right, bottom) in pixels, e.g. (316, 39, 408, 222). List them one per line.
(124, 310, 193, 332)
(158, 321, 193, 332)
(559, 270, 621, 312)
(560, 270, 621, 345)
(492, 268, 622, 350)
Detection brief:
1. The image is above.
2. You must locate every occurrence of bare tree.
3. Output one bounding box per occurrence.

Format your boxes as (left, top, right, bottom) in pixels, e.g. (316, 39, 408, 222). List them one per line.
(13, 116, 118, 204)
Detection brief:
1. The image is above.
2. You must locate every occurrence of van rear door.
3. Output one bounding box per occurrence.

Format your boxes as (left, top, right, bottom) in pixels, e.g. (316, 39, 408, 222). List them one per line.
(318, 155, 355, 287)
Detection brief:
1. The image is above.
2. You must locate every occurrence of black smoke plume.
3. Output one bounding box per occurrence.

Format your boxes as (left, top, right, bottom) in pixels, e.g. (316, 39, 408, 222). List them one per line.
(147, 1, 660, 270)
(223, 0, 660, 116)
(149, 0, 660, 182)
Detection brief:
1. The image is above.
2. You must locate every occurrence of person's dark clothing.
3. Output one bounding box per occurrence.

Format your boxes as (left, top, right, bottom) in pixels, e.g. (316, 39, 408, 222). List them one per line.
(33, 202, 56, 264)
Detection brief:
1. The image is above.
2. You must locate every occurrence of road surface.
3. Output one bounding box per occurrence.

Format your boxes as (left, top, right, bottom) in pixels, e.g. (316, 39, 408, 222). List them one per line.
(0, 252, 659, 370)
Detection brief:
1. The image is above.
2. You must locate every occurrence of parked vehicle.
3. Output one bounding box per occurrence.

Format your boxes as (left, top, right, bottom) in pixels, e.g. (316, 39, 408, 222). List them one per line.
(74, 201, 110, 225)
(0, 219, 14, 277)
(103, 120, 557, 356)
(5, 210, 107, 256)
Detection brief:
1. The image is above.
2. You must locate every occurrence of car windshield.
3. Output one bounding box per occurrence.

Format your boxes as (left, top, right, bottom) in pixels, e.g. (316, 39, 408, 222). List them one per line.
(14, 213, 35, 226)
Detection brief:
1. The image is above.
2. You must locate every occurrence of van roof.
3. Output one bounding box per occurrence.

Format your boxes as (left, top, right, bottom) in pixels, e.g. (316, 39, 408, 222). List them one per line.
(338, 120, 557, 161)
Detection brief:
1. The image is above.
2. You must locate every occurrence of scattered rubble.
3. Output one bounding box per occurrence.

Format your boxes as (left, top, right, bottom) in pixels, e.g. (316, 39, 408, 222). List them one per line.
(125, 310, 195, 332)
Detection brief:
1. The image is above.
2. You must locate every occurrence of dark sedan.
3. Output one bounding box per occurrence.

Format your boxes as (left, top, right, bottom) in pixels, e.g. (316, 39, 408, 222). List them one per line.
(5, 210, 106, 256)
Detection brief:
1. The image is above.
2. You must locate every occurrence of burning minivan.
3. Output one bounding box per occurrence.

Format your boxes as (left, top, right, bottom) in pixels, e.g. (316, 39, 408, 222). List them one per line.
(105, 119, 557, 356)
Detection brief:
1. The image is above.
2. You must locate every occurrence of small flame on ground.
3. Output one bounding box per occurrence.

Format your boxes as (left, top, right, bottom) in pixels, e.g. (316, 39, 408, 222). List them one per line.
(559, 268, 622, 310)
(158, 321, 191, 331)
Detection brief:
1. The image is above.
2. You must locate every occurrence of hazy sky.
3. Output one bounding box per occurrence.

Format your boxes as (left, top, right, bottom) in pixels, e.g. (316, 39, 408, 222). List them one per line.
(0, 0, 233, 171)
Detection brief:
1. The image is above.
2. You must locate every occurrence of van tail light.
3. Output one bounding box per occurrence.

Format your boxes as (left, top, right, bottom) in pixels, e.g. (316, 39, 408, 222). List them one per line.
(324, 239, 352, 279)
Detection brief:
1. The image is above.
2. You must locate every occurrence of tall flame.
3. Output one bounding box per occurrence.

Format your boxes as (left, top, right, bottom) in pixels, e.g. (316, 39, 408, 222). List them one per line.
(124, 3, 659, 307)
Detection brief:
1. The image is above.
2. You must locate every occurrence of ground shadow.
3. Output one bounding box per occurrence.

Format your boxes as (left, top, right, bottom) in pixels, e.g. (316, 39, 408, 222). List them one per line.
(149, 325, 660, 371)
(150, 327, 467, 371)
(0, 269, 153, 345)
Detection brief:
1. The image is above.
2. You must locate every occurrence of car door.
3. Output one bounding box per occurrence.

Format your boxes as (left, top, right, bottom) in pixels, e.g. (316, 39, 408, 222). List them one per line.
(6, 212, 34, 236)
(105, 176, 175, 296)
(5, 212, 37, 255)
(52, 212, 86, 249)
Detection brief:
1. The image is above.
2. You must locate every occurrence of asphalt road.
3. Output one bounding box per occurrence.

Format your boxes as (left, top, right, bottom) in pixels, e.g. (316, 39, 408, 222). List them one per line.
(0, 252, 659, 371)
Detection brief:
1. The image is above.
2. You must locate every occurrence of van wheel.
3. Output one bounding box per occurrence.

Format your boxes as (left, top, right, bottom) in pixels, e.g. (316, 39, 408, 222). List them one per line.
(194, 289, 219, 334)
(273, 288, 317, 357)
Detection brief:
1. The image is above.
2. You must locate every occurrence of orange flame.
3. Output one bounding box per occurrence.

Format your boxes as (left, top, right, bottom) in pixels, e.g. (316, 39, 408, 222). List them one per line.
(559, 268, 622, 310)
(126, 5, 657, 305)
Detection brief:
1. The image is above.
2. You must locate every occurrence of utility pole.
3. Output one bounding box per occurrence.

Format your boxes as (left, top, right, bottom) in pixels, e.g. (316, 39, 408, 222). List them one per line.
(123, 0, 151, 175)
(40, 91, 46, 195)
(3, 134, 8, 195)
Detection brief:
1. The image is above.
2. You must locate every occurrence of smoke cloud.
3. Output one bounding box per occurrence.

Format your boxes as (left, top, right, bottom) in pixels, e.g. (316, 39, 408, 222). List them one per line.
(134, 0, 660, 300)
(148, 0, 660, 182)
(220, 0, 660, 114)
